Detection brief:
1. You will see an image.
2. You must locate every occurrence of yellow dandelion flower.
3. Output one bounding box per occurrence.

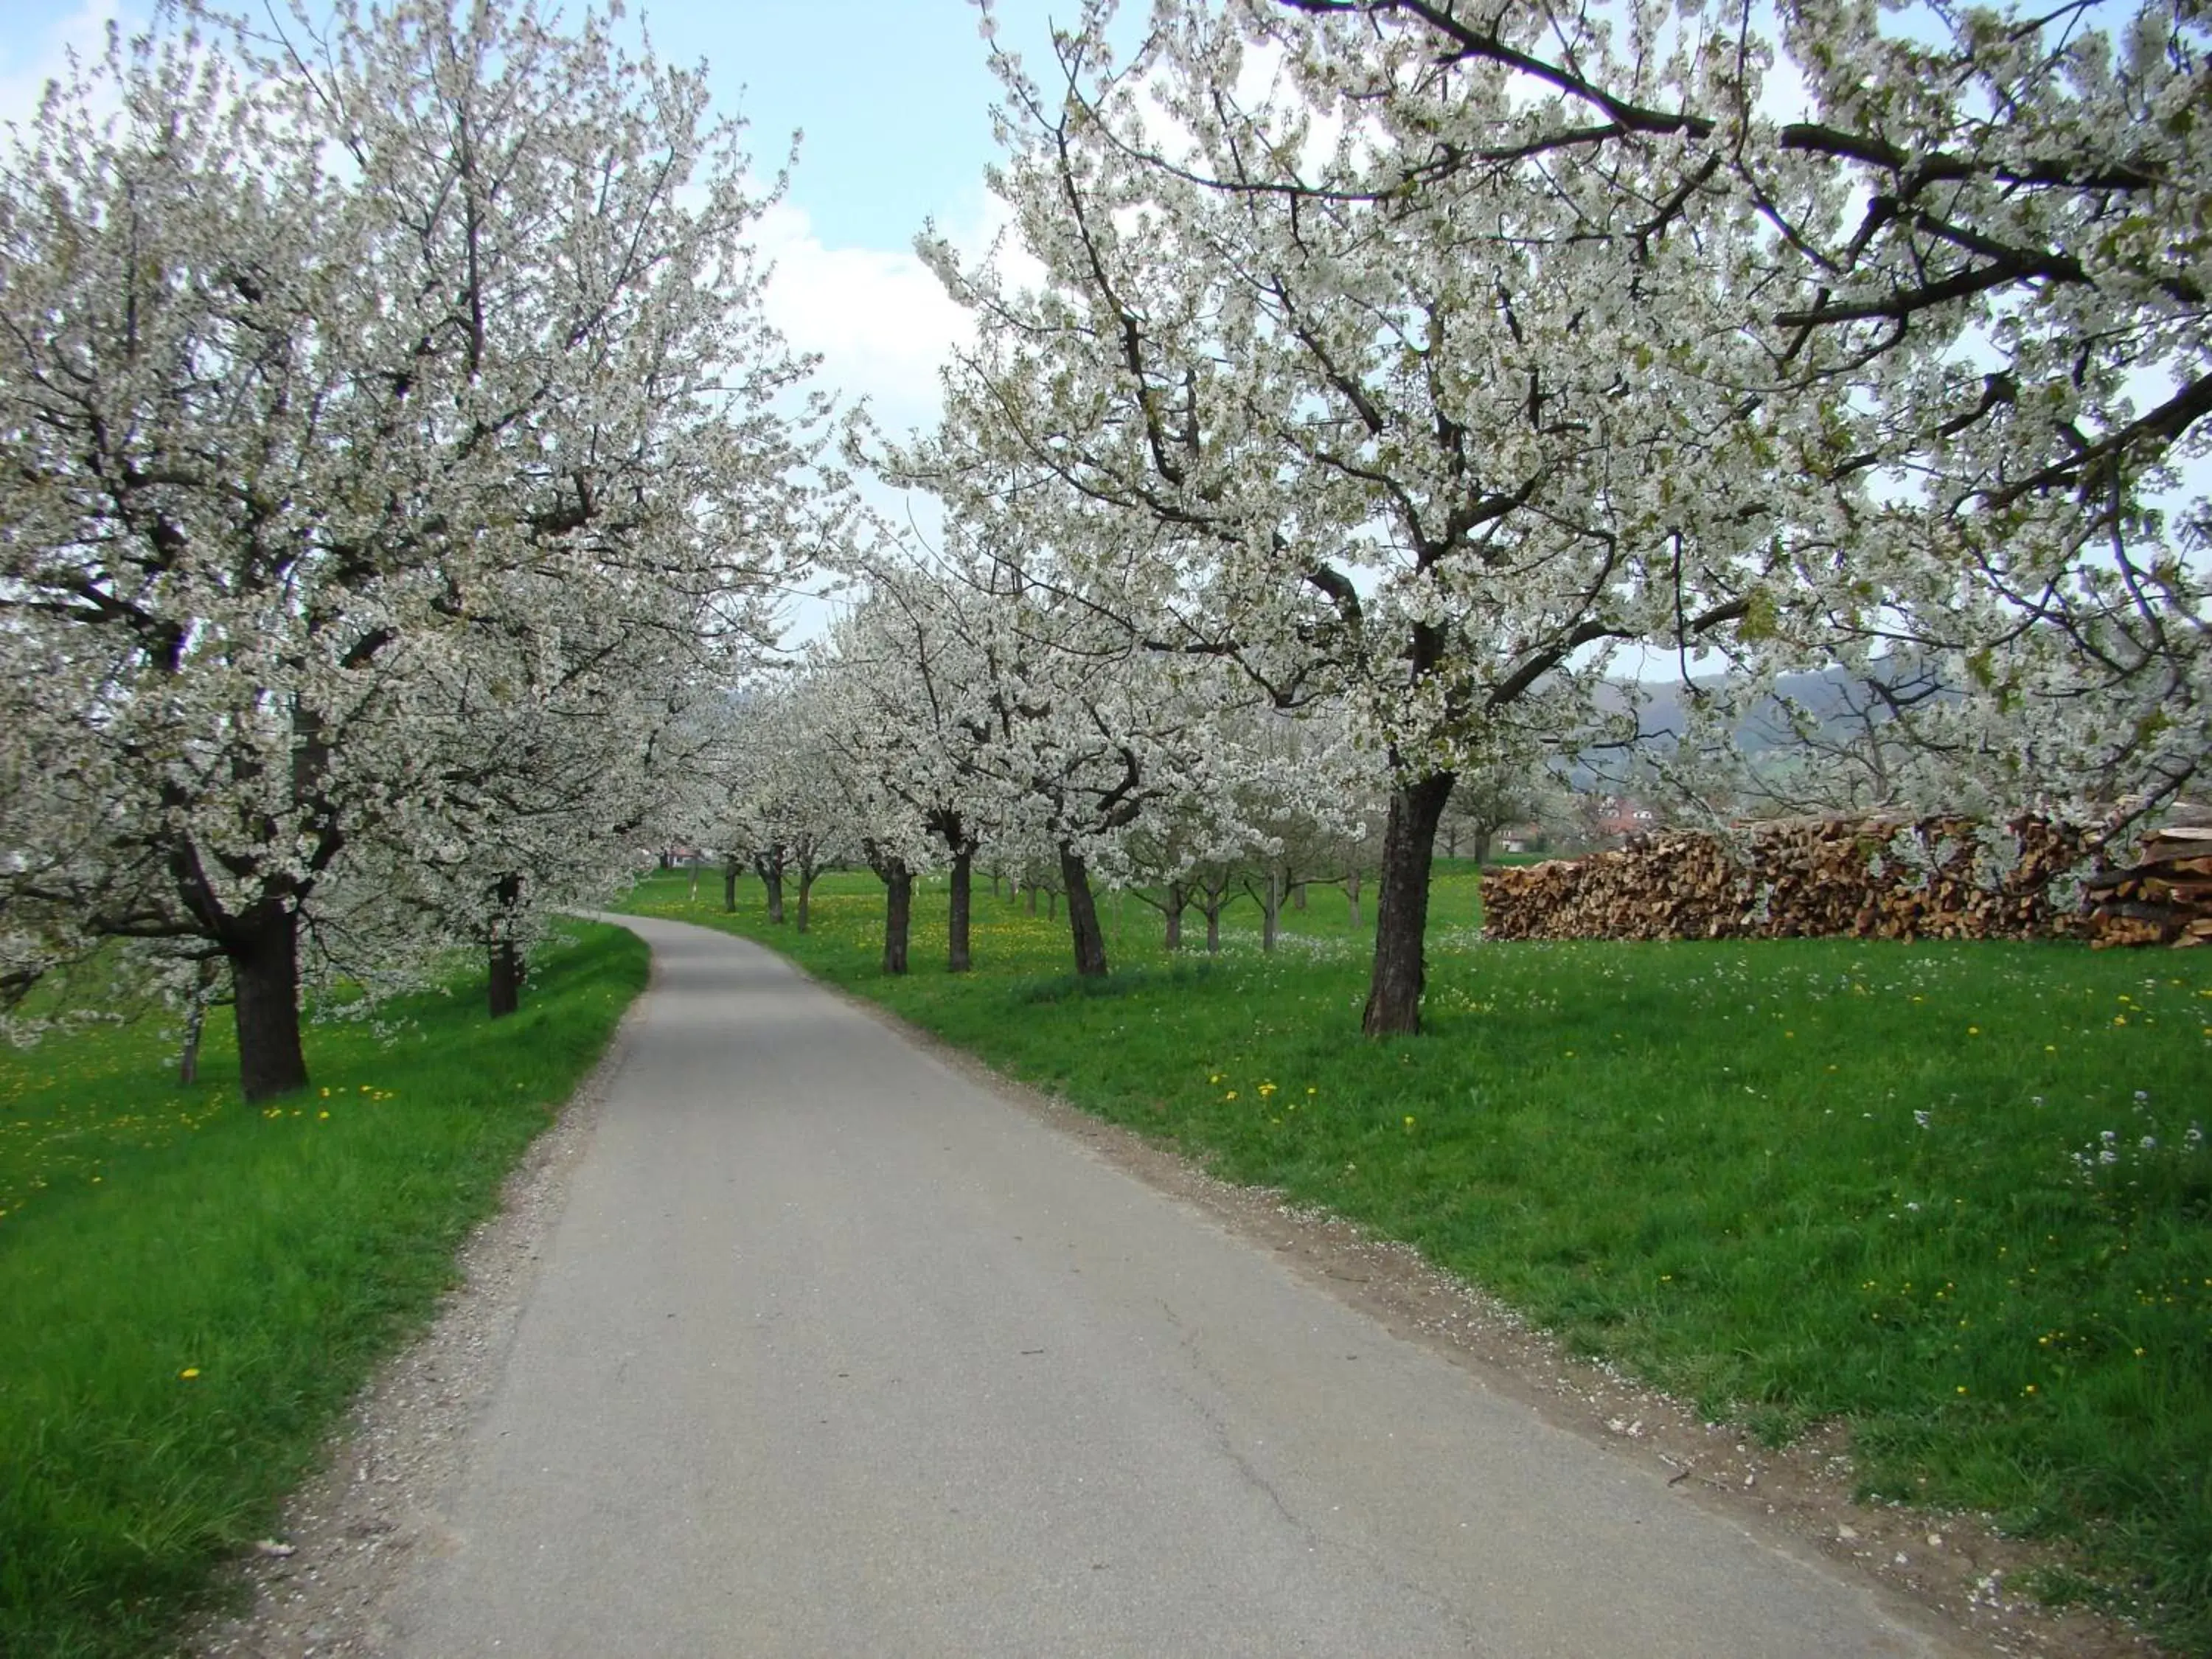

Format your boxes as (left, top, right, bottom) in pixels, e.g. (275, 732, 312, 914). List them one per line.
(179, 1368, 200, 1380)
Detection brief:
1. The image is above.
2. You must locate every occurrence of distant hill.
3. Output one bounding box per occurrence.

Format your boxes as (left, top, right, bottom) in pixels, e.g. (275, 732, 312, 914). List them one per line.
(1576, 662, 1951, 784)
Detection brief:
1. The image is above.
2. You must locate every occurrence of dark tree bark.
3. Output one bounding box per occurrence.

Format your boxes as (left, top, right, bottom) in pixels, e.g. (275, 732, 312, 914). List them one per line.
(488, 873, 524, 1019)
(754, 851, 786, 924)
(1472, 828, 1494, 871)
(1164, 880, 1185, 950)
(722, 858, 740, 912)
(881, 861, 913, 974)
(1048, 887, 1059, 921)
(1363, 773, 1455, 1037)
(948, 849, 974, 973)
(796, 872, 815, 933)
(489, 941, 523, 1018)
(1205, 902, 1222, 954)
(229, 901, 308, 1102)
(1026, 884, 1037, 915)
(1291, 881, 1307, 912)
(1059, 846, 1109, 978)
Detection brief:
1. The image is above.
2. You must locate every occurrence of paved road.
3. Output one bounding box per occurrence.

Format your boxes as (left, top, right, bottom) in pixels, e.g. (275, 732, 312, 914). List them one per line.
(390, 915, 1964, 1658)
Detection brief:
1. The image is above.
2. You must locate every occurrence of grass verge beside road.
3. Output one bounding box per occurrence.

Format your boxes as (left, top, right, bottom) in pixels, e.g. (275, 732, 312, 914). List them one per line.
(0, 919, 648, 1659)
(634, 869, 2212, 1652)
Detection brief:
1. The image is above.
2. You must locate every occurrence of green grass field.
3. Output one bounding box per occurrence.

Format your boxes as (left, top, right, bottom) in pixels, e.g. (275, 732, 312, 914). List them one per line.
(633, 866, 2212, 1652)
(0, 919, 649, 1659)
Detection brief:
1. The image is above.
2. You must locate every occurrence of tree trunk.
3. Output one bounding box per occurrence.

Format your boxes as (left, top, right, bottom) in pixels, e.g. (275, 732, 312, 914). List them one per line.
(1472, 829, 1494, 872)
(488, 872, 524, 1018)
(1291, 882, 1307, 912)
(760, 865, 785, 925)
(723, 859, 740, 912)
(178, 1000, 205, 1087)
(1345, 867, 1363, 929)
(1164, 882, 1184, 950)
(796, 872, 815, 933)
(881, 862, 913, 974)
(1206, 904, 1222, 954)
(1060, 846, 1109, 978)
(489, 940, 523, 1018)
(229, 902, 308, 1102)
(1262, 867, 1281, 953)
(1026, 885, 1038, 916)
(1363, 773, 1455, 1037)
(948, 849, 973, 973)
(1048, 887, 1059, 921)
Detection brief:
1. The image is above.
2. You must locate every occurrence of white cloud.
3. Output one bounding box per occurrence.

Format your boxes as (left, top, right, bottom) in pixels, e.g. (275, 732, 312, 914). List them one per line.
(754, 175, 1055, 450)
(756, 198, 973, 443)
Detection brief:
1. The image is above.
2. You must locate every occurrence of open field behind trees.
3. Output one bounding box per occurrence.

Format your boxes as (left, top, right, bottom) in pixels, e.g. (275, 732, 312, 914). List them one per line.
(0, 921, 648, 1659)
(630, 869, 2212, 1652)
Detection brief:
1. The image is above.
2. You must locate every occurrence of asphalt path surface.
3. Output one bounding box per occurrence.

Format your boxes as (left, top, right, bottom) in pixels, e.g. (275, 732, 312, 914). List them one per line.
(389, 914, 1966, 1658)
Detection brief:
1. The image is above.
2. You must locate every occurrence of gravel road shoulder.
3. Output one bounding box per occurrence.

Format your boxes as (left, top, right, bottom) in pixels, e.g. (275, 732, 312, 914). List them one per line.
(189, 984, 644, 1659)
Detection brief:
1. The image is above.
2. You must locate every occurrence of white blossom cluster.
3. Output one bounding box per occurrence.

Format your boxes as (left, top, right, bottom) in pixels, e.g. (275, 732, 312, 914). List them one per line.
(832, 0, 2209, 1031)
(10, 0, 2207, 1069)
(0, 1, 832, 1091)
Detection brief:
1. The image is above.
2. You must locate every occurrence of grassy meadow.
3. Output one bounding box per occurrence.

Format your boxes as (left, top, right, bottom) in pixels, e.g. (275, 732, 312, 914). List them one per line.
(0, 919, 649, 1659)
(633, 865, 2212, 1652)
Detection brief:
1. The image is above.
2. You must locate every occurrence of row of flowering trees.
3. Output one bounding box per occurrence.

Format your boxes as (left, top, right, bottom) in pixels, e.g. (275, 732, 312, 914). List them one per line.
(684, 538, 1389, 980)
(6, 0, 2204, 1085)
(822, 0, 2207, 1037)
(0, 1, 831, 1098)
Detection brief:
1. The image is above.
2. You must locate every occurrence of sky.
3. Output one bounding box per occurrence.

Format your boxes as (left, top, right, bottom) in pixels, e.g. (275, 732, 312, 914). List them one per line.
(0, 0, 1084, 445)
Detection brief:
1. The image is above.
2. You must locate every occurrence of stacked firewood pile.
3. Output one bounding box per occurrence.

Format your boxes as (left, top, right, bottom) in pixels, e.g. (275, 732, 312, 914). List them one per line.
(1481, 814, 2113, 944)
(2084, 827, 2212, 949)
